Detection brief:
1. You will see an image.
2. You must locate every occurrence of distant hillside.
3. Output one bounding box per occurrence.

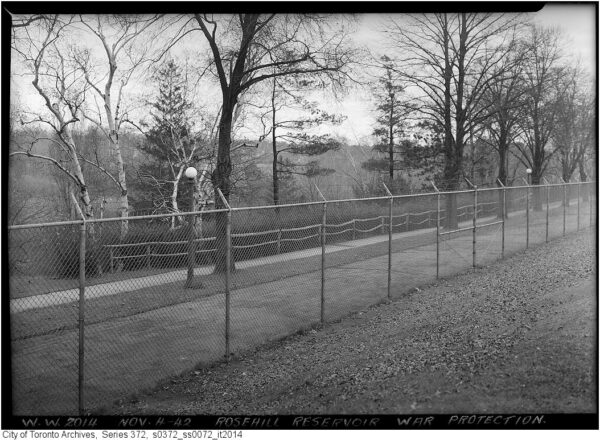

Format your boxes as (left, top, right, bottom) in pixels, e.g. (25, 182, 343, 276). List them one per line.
(250, 141, 380, 201)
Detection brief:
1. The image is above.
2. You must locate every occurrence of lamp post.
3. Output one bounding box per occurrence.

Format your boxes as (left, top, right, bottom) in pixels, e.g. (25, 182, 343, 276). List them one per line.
(185, 166, 197, 288)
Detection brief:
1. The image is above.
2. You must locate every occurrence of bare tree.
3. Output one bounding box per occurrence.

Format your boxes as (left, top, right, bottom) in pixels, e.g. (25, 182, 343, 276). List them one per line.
(361, 55, 413, 192)
(479, 41, 527, 188)
(553, 67, 595, 203)
(512, 25, 568, 210)
(475, 42, 528, 216)
(553, 67, 594, 183)
(10, 15, 95, 219)
(191, 13, 355, 271)
(72, 14, 162, 237)
(253, 75, 345, 206)
(386, 13, 521, 228)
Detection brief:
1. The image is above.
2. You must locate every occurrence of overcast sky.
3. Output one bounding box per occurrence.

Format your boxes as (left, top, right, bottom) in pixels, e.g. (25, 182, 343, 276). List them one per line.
(11, 4, 597, 144)
(331, 3, 597, 143)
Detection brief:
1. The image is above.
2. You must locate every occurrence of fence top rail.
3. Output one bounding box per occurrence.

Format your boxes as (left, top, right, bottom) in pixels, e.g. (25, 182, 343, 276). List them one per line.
(230, 200, 326, 212)
(8, 219, 84, 230)
(8, 181, 595, 230)
(87, 209, 231, 224)
(420, 189, 477, 196)
(324, 195, 391, 204)
(7, 208, 230, 230)
(540, 181, 589, 188)
(392, 191, 442, 199)
(475, 186, 503, 193)
(502, 181, 595, 191)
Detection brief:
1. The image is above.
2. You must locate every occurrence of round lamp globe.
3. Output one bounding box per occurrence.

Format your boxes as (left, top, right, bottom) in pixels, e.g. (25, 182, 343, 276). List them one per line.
(184, 167, 198, 179)
(526, 168, 532, 174)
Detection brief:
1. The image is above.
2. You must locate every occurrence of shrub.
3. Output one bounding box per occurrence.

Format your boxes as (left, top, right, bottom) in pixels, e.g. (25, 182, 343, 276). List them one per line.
(48, 189, 485, 279)
(53, 231, 105, 279)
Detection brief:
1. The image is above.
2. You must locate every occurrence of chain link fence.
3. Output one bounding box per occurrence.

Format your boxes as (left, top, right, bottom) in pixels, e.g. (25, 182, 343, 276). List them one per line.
(7, 181, 595, 415)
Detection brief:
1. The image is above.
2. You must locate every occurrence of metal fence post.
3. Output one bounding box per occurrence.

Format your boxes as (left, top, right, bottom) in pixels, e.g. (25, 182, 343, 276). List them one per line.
(383, 183, 393, 300)
(497, 179, 505, 259)
(78, 220, 86, 415)
(473, 186, 477, 267)
(523, 177, 530, 249)
(431, 182, 440, 278)
(465, 178, 477, 268)
(186, 181, 198, 287)
(590, 182, 593, 228)
(577, 181, 581, 231)
(216, 188, 232, 362)
(69, 192, 87, 415)
(315, 185, 327, 324)
(225, 209, 232, 361)
(543, 178, 549, 243)
(560, 178, 566, 236)
(186, 212, 196, 287)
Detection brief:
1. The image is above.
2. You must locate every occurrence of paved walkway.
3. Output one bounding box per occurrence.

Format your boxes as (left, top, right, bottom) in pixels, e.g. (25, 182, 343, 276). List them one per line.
(10, 223, 445, 313)
(11, 199, 572, 313)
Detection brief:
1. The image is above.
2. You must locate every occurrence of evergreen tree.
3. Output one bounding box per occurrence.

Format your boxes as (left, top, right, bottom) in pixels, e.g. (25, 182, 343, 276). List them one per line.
(362, 56, 414, 193)
(142, 59, 194, 164)
(137, 60, 212, 225)
(260, 76, 345, 205)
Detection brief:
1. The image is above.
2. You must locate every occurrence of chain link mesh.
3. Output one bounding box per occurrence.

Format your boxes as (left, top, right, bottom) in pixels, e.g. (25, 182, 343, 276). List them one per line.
(9, 223, 81, 415)
(229, 202, 323, 357)
(7, 182, 596, 414)
(389, 193, 438, 296)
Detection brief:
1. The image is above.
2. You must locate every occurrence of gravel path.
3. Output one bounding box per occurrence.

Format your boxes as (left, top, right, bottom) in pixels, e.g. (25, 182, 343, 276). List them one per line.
(114, 229, 596, 414)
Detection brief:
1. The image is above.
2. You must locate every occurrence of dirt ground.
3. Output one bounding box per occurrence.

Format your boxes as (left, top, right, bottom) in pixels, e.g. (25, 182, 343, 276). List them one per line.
(114, 230, 596, 415)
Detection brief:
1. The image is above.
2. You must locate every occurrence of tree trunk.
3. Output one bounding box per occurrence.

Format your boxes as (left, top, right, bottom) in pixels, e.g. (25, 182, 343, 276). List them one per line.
(113, 138, 129, 239)
(444, 124, 464, 230)
(389, 103, 394, 183)
(212, 101, 235, 274)
(171, 168, 185, 229)
(443, 152, 461, 230)
(531, 172, 542, 211)
(580, 163, 589, 202)
(272, 125, 283, 234)
(562, 174, 571, 207)
(63, 131, 95, 227)
(441, 14, 459, 230)
(272, 123, 279, 206)
(497, 137, 508, 219)
(78, 184, 94, 220)
(445, 191, 458, 231)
